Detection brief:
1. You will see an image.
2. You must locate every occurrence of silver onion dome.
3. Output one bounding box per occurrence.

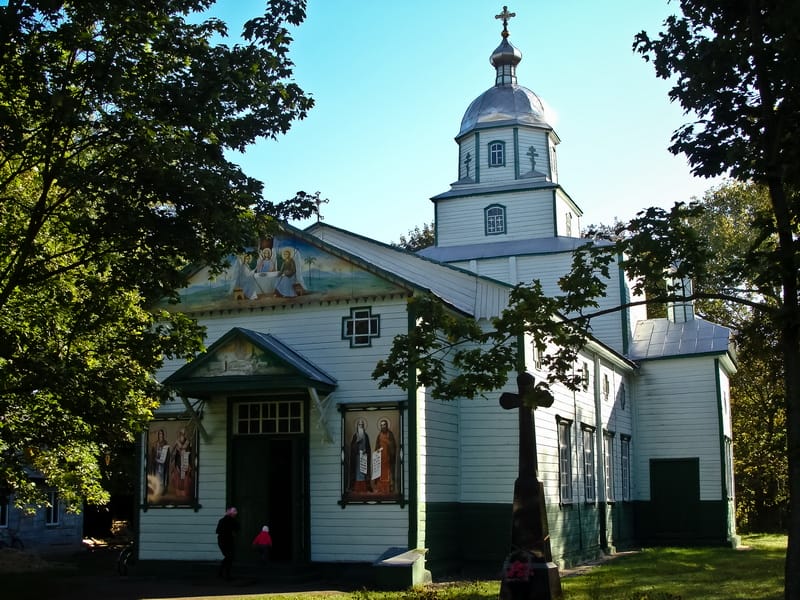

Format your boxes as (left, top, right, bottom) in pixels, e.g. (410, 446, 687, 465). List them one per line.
(457, 16, 551, 138)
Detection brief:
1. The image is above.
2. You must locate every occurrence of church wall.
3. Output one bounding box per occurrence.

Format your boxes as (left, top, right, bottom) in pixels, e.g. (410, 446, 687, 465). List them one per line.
(138, 397, 228, 561)
(516, 128, 550, 179)
(481, 129, 516, 186)
(421, 394, 460, 503)
(458, 136, 477, 182)
(145, 298, 415, 564)
(631, 357, 723, 501)
(435, 189, 555, 247)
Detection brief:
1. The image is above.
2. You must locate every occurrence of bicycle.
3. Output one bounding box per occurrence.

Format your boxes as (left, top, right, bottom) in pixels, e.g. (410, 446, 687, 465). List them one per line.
(117, 540, 137, 575)
(0, 527, 24, 550)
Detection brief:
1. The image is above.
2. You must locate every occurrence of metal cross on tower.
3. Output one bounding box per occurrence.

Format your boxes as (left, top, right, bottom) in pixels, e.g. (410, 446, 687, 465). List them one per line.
(495, 5, 516, 38)
(314, 195, 329, 223)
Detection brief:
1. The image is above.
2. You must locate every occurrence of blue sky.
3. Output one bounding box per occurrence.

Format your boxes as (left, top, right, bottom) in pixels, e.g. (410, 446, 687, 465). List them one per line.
(212, 0, 722, 243)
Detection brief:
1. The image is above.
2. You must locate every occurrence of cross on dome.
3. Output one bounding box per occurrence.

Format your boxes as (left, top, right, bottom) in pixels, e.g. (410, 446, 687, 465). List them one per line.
(495, 5, 516, 38)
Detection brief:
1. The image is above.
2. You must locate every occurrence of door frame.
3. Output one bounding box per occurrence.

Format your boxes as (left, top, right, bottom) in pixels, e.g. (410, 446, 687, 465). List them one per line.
(226, 392, 310, 563)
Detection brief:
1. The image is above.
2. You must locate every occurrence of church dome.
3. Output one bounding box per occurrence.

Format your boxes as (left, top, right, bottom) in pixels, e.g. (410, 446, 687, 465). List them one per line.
(458, 84, 549, 138)
(457, 9, 552, 139)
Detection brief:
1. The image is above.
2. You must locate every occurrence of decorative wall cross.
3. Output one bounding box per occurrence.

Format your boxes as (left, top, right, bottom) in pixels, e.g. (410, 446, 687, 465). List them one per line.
(495, 5, 516, 38)
(527, 146, 538, 172)
(464, 152, 472, 178)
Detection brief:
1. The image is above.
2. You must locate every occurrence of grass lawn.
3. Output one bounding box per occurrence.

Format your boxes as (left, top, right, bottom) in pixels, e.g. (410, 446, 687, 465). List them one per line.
(261, 534, 786, 600)
(558, 534, 785, 600)
(0, 534, 786, 600)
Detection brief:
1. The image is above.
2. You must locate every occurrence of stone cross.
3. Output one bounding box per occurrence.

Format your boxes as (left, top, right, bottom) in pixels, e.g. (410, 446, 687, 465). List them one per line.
(495, 6, 516, 38)
(499, 372, 563, 600)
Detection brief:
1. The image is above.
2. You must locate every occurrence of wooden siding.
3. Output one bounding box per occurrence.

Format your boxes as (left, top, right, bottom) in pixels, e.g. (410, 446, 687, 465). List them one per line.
(145, 299, 413, 563)
(517, 129, 550, 179)
(435, 190, 556, 247)
(4, 498, 83, 552)
(421, 394, 460, 503)
(632, 358, 723, 501)
(139, 397, 228, 561)
(458, 136, 476, 182)
(482, 131, 516, 186)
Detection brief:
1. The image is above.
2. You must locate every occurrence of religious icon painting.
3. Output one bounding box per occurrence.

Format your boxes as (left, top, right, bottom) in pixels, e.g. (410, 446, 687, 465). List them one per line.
(144, 418, 200, 509)
(339, 404, 404, 506)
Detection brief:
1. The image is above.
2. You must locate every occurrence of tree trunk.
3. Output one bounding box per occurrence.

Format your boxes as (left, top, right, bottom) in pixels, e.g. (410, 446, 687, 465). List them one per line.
(784, 327, 800, 600)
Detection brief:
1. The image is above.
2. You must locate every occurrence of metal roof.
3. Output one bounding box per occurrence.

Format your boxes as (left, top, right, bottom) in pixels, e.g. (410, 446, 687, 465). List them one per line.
(163, 327, 337, 398)
(418, 236, 602, 262)
(304, 222, 512, 319)
(431, 179, 558, 201)
(629, 318, 733, 361)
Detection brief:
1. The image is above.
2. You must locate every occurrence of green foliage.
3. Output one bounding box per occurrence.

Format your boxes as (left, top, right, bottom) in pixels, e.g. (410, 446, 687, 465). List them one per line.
(0, 0, 315, 506)
(636, 4, 800, 596)
(395, 223, 435, 252)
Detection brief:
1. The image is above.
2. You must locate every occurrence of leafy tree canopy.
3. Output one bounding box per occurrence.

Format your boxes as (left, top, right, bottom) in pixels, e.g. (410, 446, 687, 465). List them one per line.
(0, 0, 316, 507)
(394, 222, 435, 252)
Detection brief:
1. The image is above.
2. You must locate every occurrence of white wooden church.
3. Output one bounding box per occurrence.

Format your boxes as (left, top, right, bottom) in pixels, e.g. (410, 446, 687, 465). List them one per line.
(137, 8, 738, 584)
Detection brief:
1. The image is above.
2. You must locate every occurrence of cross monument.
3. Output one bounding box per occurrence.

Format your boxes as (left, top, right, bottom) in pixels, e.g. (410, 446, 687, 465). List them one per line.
(498, 372, 563, 600)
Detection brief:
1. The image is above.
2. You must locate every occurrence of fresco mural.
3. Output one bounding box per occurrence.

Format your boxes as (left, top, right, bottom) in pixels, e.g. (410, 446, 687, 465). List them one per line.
(162, 235, 404, 313)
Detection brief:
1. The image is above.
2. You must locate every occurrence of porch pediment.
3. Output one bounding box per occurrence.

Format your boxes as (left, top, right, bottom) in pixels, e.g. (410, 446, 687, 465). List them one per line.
(163, 327, 337, 399)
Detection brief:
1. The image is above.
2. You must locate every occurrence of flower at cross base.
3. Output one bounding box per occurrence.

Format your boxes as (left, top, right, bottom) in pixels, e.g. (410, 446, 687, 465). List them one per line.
(502, 550, 535, 582)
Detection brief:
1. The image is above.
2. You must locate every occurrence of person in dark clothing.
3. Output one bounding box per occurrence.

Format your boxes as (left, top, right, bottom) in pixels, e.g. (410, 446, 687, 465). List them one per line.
(216, 507, 239, 580)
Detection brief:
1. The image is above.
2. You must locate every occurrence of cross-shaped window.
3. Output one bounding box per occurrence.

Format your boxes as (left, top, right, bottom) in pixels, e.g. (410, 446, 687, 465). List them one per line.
(342, 307, 380, 347)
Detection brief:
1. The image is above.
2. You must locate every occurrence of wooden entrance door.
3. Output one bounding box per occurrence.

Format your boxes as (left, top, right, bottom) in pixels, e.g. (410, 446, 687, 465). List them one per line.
(649, 458, 700, 541)
(231, 435, 304, 562)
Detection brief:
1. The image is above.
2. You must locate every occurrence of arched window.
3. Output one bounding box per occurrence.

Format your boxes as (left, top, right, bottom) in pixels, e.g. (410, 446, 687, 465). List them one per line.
(488, 141, 505, 167)
(484, 204, 506, 235)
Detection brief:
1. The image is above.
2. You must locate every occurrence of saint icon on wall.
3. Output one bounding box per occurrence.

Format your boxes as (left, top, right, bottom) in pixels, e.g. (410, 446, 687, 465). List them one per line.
(341, 407, 403, 504)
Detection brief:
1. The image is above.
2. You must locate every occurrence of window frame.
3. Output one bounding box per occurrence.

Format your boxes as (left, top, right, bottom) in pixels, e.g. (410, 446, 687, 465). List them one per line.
(556, 416, 574, 504)
(45, 490, 60, 526)
(621, 434, 631, 501)
(484, 204, 507, 236)
(342, 306, 381, 348)
(604, 431, 615, 503)
(582, 424, 596, 503)
(488, 140, 506, 167)
(235, 398, 305, 435)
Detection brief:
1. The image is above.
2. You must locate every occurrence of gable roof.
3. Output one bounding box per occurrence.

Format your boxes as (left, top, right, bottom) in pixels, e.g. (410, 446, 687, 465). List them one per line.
(163, 327, 337, 398)
(301, 222, 512, 319)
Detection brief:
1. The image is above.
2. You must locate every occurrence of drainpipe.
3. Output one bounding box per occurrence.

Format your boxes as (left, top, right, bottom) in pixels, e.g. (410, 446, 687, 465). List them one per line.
(594, 354, 608, 551)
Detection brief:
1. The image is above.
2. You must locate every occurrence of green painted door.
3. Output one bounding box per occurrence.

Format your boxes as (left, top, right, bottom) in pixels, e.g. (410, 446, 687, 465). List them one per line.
(649, 458, 700, 540)
(231, 436, 304, 562)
